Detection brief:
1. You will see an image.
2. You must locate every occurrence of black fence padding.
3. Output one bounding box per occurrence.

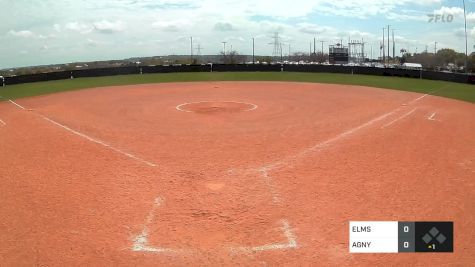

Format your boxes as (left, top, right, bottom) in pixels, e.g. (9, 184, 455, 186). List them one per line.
(4, 73, 48, 85)
(72, 66, 140, 78)
(421, 71, 468, 83)
(379, 68, 421, 78)
(467, 75, 475, 84)
(142, 64, 210, 73)
(46, 71, 72, 81)
(212, 64, 282, 72)
(2, 64, 475, 86)
(284, 64, 353, 74)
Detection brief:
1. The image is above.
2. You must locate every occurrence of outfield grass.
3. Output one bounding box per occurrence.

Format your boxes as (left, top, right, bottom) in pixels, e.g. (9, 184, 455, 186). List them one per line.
(0, 72, 474, 103)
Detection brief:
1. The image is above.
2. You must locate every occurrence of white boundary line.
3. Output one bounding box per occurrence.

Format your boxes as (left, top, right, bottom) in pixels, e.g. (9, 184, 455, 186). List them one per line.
(380, 108, 417, 129)
(232, 219, 297, 253)
(246, 108, 398, 203)
(41, 116, 157, 167)
(8, 99, 26, 110)
(428, 112, 437, 121)
(176, 101, 258, 113)
(239, 92, 433, 204)
(0, 118, 5, 126)
(132, 197, 179, 253)
(5, 98, 157, 167)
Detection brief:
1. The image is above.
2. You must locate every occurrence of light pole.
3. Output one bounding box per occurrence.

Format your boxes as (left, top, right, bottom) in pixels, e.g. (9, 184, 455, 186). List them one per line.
(222, 42, 227, 63)
(252, 37, 255, 64)
(382, 28, 386, 63)
(190, 36, 193, 64)
(387, 25, 391, 62)
(391, 29, 397, 59)
(463, 0, 468, 73)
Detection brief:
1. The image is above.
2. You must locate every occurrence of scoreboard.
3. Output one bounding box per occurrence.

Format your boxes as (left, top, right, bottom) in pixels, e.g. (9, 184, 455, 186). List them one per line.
(349, 221, 453, 253)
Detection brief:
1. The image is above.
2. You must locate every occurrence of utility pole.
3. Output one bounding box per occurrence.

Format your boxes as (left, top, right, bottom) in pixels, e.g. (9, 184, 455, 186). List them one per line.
(392, 29, 396, 59)
(314, 37, 316, 55)
(252, 37, 255, 64)
(280, 42, 283, 62)
(190, 36, 193, 64)
(222, 41, 227, 64)
(222, 42, 227, 55)
(382, 28, 385, 62)
(387, 25, 390, 62)
(196, 43, 203, 64)
(463, 0, 468, 73)
(434, 42, 438, 54)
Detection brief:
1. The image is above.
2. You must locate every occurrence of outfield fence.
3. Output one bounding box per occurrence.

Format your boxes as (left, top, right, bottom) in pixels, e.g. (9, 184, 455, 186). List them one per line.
(1, 64, 474, 86)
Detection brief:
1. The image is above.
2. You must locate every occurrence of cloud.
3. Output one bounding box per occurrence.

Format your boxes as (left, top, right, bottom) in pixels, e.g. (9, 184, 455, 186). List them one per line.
(8, 30, 34, 38)
(152, 20, 189, 32)
(298, 23, 329, 34)
(53, 24, 62, 32)
(214, 22, 235, 31)
(93, 20, 125, 34)
(64, 22, 93, 34)
(0, 0, 471, 68)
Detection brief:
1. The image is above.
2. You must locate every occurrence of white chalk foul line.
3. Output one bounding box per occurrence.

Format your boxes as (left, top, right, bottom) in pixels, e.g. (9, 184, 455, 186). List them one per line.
(6, 98, 156, 167)
(8, 99, 26, 110)
(242, 92, 433, 203)
(242, 108, 399, 205)
(132, 197, 180, 253)
(176, 101, 258, 113)
(380, 108, 417, 129)
(41, 115, 157, 167)
(232, 219, 297, 253)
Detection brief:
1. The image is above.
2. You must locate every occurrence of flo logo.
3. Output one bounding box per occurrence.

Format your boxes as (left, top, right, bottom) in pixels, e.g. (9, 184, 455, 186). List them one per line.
(428, 13, 454, 23)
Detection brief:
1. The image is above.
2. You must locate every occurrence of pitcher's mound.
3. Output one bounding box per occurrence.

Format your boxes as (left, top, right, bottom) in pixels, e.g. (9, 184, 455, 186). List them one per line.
(176, 101, 257, 113)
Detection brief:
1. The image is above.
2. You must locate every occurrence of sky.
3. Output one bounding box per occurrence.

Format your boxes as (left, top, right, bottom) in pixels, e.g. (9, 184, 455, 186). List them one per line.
(1, 0, 474, 68)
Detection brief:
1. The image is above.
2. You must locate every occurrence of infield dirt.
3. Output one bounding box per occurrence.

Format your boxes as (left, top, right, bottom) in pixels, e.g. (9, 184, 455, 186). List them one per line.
(0, 82, 473, 266)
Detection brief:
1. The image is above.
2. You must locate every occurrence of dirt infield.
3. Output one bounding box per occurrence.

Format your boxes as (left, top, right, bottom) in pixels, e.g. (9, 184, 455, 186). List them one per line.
(0, 82, 474, 266)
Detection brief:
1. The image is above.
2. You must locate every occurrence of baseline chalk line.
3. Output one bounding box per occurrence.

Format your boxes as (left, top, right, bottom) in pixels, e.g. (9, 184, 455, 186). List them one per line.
(236, 92, 432, 204)
(232, 219, 297, 253)
(41, 115, 157, 167)
(380, 108, 417, 129)
(245, 108, 398, 203)
(132, 197, 180, 253)
(8, 99, 26, 110)
(258, 167, 282, 204)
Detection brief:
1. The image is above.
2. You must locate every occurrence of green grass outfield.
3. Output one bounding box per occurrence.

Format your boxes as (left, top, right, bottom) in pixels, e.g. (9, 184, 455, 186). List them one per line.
(1, 72, 474, 103)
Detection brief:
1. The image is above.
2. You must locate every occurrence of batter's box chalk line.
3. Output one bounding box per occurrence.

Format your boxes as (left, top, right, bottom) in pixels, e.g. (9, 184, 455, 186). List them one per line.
(229, 219, 298, 254)
(131, 197, 298, 254)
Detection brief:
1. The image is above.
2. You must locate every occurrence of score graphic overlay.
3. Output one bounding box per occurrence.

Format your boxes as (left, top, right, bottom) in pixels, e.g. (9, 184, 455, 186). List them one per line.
(349, 221, 453, 253)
